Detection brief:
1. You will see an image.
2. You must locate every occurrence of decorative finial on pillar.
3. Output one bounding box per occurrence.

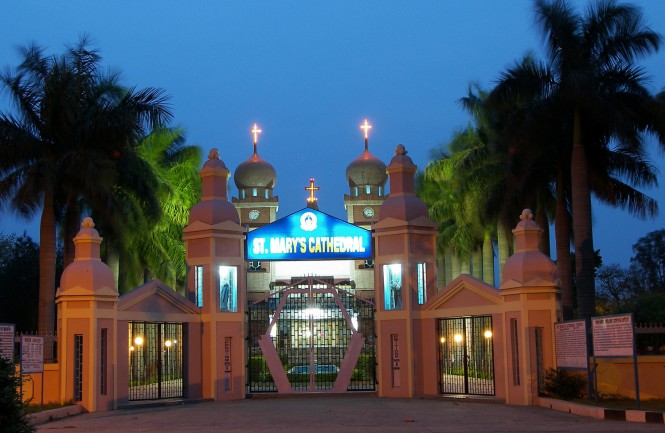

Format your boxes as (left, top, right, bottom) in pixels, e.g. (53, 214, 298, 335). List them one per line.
(520, 209, 534, 221)
(360, 119, 372, 151)
(81, 216, 95, 229)
(208, 148, 220, 160)
(395, 144, 407, 156)
(500, 208, 558, 289)
(251, 123, 262, 155)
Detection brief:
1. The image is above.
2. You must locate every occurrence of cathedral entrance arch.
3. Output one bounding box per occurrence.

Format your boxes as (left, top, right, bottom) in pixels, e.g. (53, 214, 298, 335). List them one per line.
(247, 276, 376, 393)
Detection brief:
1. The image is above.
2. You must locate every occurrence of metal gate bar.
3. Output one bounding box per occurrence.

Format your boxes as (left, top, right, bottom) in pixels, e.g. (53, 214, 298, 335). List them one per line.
(247, 278, 375, 393)
(438, 316, 495, 396)
(128, 322, 183, 401)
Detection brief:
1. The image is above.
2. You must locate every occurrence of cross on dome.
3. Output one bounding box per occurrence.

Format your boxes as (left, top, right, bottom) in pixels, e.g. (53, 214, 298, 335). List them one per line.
(360, 119, 372, 150)
(251, 123, 262, 154)
(305, 178, 319, 203)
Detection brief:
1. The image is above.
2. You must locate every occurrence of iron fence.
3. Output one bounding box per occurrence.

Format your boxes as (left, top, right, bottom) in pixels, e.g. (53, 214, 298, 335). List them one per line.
(437, 316, 495, 396)
(128, 322, 183, 401)
(636, 323, 665, 355)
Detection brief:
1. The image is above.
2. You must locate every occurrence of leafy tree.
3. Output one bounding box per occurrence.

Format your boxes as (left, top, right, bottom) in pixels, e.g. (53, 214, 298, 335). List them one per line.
(631, 292, 665, 324)
(0, 233, 39, 332)
(629, 229, 665, 293)
(0, 356, 34, 433)
(0, 37, 171, 332)
(595, 263, 633, 314)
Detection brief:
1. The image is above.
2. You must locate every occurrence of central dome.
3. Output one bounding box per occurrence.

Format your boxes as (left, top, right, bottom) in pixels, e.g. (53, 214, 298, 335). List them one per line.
(234, 152, 277, 189)
(346, 148, 387, 188)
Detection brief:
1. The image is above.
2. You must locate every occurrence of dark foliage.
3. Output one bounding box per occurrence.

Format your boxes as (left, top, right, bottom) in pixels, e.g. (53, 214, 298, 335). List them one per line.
(0, 356, 34, 433)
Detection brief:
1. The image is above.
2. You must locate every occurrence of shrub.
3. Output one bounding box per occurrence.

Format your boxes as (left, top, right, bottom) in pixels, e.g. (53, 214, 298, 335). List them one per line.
(0, 357, 35, 433)
(542, 368, 586, 399)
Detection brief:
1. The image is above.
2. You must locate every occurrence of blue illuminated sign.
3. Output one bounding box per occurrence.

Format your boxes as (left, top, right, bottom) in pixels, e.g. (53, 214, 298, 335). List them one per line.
(246, 208, 372, 261)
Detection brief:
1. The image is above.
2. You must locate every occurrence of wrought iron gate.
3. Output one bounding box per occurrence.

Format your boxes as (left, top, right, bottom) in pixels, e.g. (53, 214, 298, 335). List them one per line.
(128, 322, 183, 401)
(438, 316, 495, 395)
(247, 277, 376, 393)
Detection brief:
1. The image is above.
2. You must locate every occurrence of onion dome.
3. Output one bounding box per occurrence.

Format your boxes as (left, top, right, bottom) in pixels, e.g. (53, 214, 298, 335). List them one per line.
(346, 147, 387, 188)
(189, 148, 240, 225)
(234, 151, 277, 190)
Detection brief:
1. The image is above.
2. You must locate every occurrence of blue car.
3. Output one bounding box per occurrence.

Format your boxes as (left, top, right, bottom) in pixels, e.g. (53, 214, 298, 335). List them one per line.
(287, 364, 339, 375)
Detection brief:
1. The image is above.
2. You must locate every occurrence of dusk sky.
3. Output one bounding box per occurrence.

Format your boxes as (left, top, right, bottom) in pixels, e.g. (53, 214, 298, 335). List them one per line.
(2, 0, 665, 267)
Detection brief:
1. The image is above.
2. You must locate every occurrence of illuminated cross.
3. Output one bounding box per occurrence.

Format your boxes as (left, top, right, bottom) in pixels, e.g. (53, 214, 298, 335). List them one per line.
(251, 123, 262, 153)
(360, 119, 372, 150)
(305, 178, 319, 203)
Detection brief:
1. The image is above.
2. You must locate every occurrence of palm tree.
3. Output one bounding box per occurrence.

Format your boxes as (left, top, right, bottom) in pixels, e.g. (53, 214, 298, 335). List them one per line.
(115, 128, 201, 293)
(489, 0, 661, 319)
(418, 124, 501, 286)
(0, 37, 171, 332)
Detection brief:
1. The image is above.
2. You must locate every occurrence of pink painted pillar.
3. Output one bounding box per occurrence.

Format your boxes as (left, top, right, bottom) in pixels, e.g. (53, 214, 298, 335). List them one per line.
(183, 148, 246, 400)
(56, 217, 118, 412)
(373, 144, 438, 398)
(500, 209, 560, 405)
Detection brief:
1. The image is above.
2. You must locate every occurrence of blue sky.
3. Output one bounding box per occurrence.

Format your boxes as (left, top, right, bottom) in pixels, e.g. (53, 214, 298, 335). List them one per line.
(2, 0, 665, 267)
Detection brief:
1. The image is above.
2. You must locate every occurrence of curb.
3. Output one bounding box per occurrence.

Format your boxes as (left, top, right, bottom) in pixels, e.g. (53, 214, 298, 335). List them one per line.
(539, 397, 665, 424)
(28, 404, 84, 426)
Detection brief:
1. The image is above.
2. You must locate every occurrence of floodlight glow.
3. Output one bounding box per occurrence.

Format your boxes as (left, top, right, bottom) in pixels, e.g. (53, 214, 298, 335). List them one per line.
(303, 307, 325, 319)
(134, 336, 144, 346)
(165, 340, 172, 348)
(440, 337, 445, 344)
(484, 330, 493, 339)
(454, 334, 463, 343)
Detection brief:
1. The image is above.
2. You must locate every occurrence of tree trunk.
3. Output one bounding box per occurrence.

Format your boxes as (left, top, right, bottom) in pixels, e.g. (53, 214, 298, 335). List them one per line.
(535, 204, 550, 257)
(106, 241, 120, 292)
(482, 230, 495, 286)
(38, 186, 57, 333)
(460, 255, 471, 275)
(571, 109, 595, 320)
(444, 246, 453, 285)
(472, 249, 482, 279)
(556, 169, 574, 320)
(497, 221, 510, 285)
(437, 255, 446, 289)
(62, 196, 81, 267)
(451, 252, 461, 280)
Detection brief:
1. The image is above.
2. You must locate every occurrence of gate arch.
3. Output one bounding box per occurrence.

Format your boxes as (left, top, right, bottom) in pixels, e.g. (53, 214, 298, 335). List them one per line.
(247, 276, 376, 393)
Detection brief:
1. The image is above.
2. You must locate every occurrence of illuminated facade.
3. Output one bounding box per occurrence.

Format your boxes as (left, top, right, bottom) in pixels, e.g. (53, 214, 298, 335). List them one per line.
(49, 121, 560, 411)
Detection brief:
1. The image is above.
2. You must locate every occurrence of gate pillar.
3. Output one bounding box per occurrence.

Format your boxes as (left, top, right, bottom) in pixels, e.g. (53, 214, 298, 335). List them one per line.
(183, 148, 246, 400)
(500, 209, 560, 405)
(373, 145, 437, 398)
(56, 217, 118, 412)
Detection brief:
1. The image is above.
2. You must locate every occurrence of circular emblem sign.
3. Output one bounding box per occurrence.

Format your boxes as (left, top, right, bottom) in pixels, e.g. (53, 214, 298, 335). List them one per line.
(300, 212, 318, 231)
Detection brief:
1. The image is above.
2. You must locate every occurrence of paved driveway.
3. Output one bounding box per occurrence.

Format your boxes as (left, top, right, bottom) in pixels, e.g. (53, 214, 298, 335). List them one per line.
(36, 396, 665, 433)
